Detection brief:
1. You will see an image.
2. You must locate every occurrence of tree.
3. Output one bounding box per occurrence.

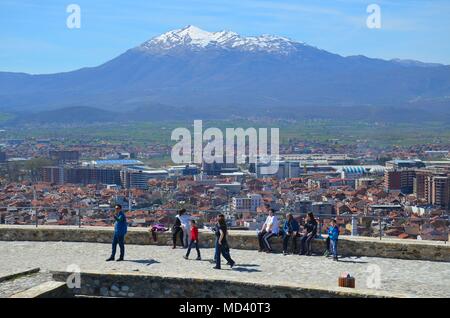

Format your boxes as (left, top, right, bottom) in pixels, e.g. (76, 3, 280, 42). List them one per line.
(6, 161, 26, 182)
(24, 158, 53, 182)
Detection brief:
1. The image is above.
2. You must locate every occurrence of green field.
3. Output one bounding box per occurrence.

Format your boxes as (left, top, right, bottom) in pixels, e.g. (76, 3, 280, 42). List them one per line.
(1, 119, 449, 148)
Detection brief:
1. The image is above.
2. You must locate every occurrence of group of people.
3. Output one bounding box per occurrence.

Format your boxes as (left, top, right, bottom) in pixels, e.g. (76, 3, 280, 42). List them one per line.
(105, 205, 339, 267)
(173, 209, 235, 269)
(106, 205, 235, 269)
(173, 208, 202, 260)
(258, 209, 339, 261)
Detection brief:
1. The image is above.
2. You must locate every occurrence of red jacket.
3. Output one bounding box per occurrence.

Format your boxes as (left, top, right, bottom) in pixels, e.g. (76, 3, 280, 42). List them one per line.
(191, 226, 199, 241)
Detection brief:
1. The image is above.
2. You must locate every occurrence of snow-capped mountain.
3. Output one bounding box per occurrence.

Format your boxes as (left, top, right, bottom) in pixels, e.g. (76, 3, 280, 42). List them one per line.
(0, 25, 449, 122)
(138, 25, 300, 54)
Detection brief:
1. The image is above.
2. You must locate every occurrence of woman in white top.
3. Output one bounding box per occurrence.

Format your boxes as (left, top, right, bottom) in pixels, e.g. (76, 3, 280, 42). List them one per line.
(179, 212, 191, 248)
(257, 209, 279, 253)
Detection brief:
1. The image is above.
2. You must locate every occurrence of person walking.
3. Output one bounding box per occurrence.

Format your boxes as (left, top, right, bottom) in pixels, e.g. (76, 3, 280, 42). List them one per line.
(172, 208, 185, 249)
(213, 214, 235, 270)
(282, 213, 299, 255)
(106, 204, 128, 262)
(180, 210, 191, 248)
(300, 212, 318, 256)
(183, 219, 201, 260)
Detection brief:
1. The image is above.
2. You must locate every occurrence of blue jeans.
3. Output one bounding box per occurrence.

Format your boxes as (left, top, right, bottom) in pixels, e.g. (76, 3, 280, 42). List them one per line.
(214, 240, 234, 268)
(186, 240, 201, 258)
(111, 233, 125, 259)
(330, 239, 338, 257)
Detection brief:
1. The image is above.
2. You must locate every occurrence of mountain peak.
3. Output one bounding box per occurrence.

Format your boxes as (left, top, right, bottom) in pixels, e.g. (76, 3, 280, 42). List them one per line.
(137, 26, 300, 54)
(172, 25, 216, 41)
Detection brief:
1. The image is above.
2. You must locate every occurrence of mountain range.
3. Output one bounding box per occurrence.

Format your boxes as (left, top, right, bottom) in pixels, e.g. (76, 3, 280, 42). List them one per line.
(1, 25, 450, 123)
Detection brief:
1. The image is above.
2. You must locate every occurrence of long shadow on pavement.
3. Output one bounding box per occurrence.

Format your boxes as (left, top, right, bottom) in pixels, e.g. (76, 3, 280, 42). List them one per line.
(205, 260, 260, 267)
(126, 259, 160, 266)
(205, 260, 262, 272)
(336, 257, 368, 264)
(235, 264, 260, 267)
(232, 267, 262, 273)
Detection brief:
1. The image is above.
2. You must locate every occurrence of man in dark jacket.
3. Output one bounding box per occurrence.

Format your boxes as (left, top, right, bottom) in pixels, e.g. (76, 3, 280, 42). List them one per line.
(282, 213, 299, 255)
(172, 209, 185, 249)
(106, 204, 128, 262)
(300, 212, 317, 256)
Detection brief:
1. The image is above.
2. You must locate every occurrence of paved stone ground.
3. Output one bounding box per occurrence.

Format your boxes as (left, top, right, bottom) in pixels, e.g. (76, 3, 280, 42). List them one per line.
(0, 272, 53, 298)
(0, 241, 449, 298)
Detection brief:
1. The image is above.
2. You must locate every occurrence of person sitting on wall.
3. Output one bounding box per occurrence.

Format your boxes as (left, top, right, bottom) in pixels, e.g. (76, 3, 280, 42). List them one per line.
(257, 208, 279, 253)
(282, 213, 299, 255)
(150, 223, 168, 242)
(299, 212, 318, 256)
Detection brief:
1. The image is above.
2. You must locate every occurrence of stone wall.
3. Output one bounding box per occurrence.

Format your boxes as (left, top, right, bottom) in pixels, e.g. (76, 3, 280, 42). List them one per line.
(1, 225, 449, 262)
(51, 270, 403, 298)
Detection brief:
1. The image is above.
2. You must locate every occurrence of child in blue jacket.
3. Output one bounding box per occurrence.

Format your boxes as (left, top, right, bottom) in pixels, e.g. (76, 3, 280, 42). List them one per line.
(327, 219, 339, 261)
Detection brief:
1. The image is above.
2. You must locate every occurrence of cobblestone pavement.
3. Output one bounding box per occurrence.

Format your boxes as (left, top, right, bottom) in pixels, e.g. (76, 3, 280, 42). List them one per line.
(0, 272, 53, 298)
(0, 241, 449, 297)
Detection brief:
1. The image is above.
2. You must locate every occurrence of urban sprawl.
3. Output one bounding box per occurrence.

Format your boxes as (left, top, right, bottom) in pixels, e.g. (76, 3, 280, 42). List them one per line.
(0, 138, 449, 242)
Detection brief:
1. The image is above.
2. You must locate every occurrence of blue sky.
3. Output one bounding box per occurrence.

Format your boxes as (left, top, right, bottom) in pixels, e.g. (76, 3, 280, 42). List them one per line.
(1, 0, 449, 74)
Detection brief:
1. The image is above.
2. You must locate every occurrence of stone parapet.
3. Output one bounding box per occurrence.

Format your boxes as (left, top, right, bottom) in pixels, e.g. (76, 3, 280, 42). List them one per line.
(51, 270, 407, 298)
(1, 225, 449, 262)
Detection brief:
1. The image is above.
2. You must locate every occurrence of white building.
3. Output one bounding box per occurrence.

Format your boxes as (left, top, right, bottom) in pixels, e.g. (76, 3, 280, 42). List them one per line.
(121, 167, 168, 189)
(214, 182, 242, 194)
(232, 194, 263, 212)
